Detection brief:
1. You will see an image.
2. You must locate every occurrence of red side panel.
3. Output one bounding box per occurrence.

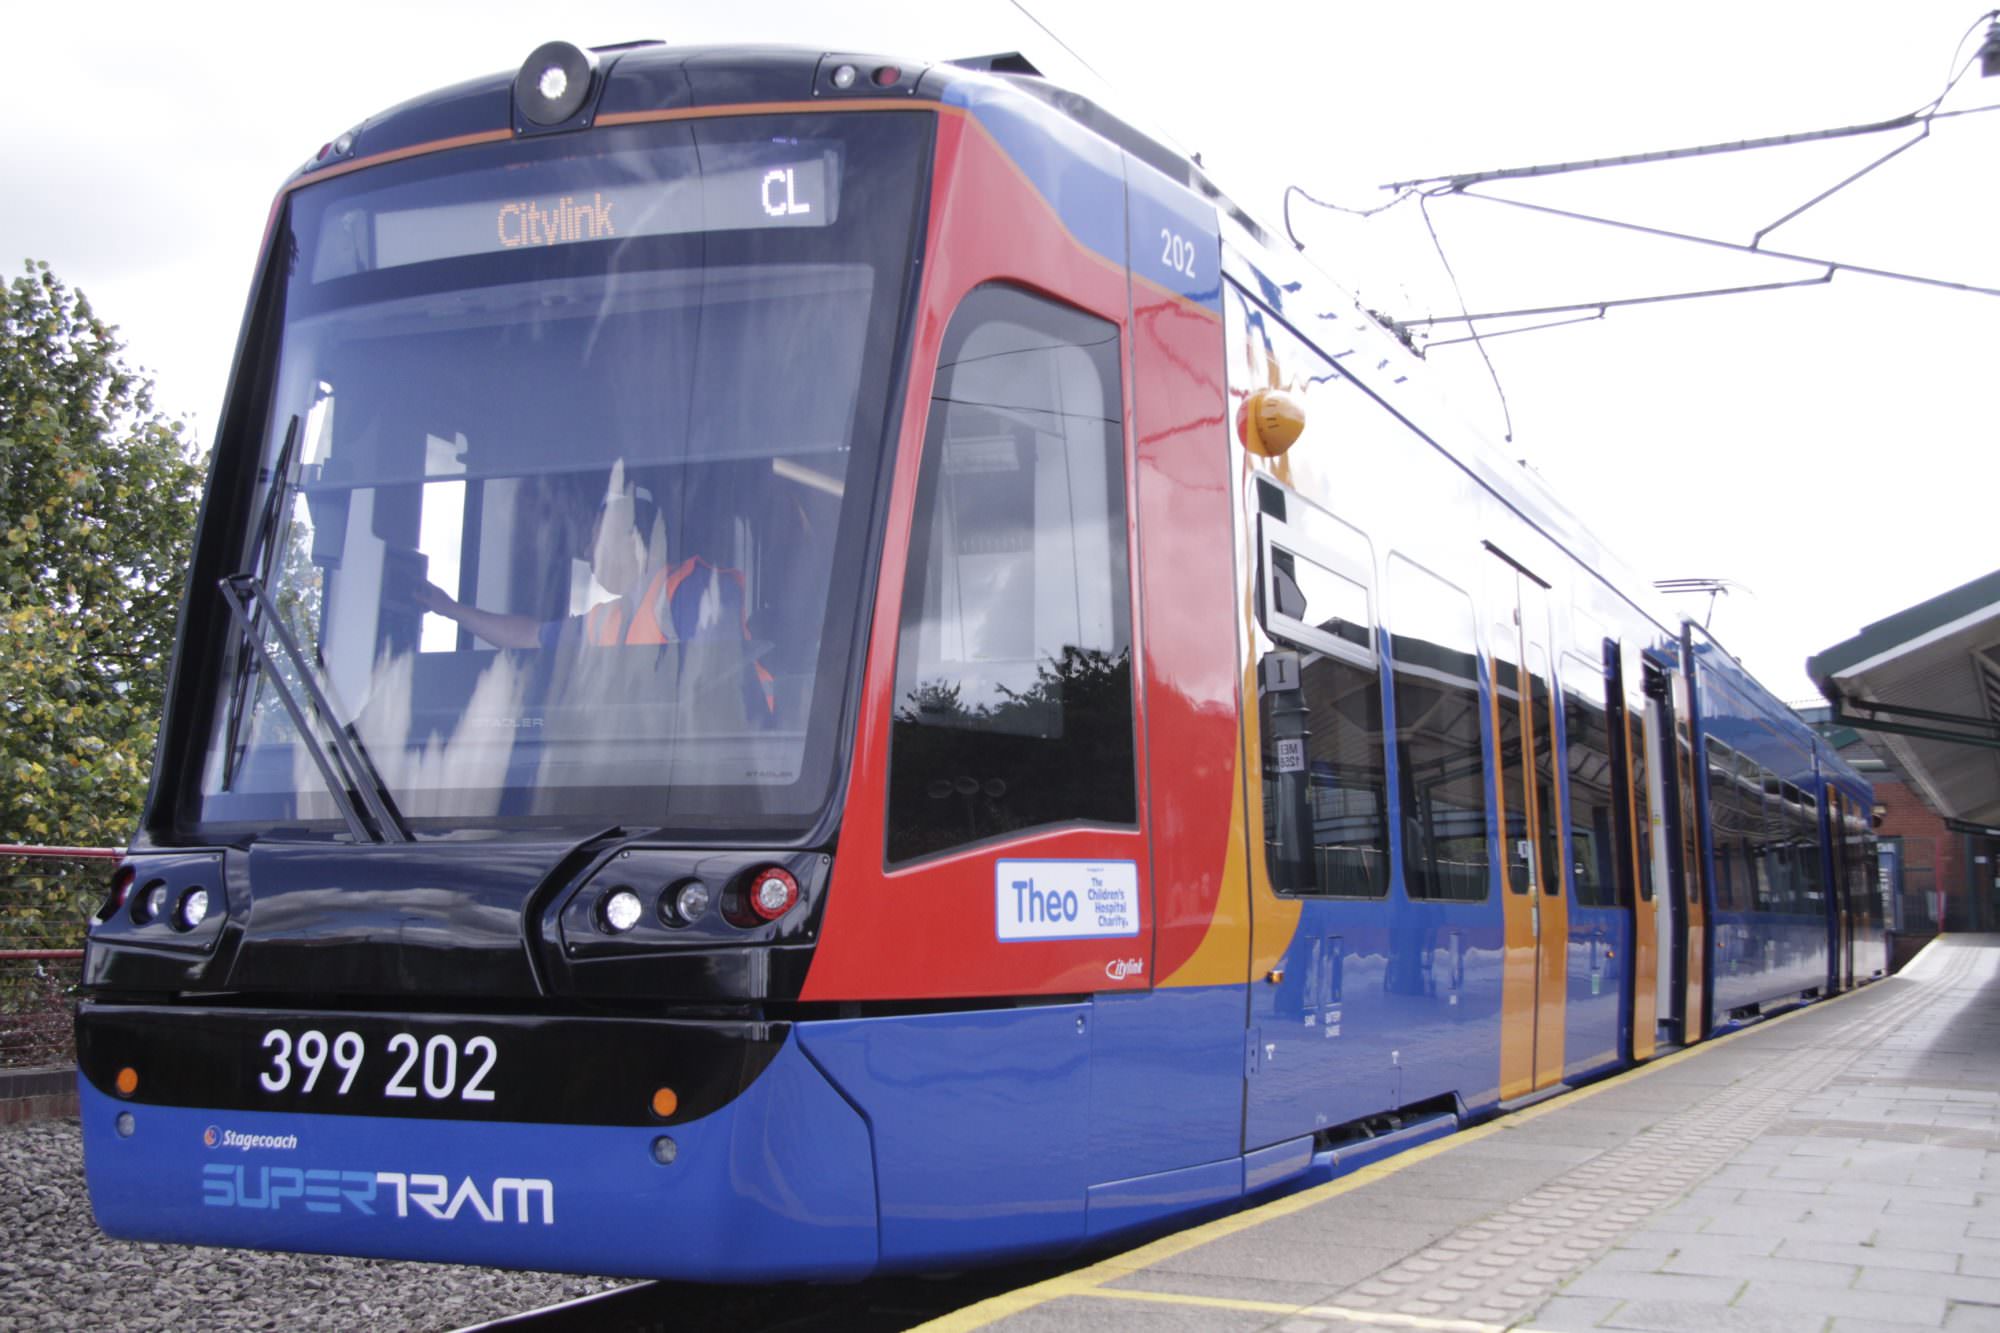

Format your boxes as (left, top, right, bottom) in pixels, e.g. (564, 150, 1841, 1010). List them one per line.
(1130, 290, 1237, 985)
(800, 112, 1152, 1001)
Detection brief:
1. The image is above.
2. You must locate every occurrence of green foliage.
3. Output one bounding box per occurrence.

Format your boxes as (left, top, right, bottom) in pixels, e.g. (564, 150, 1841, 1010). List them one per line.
(0, 259, 205, 854)
(889, 646, 1135, 863)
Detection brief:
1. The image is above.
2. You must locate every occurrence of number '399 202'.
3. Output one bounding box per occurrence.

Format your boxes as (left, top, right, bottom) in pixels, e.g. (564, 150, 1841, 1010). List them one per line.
(257, 1028, 497, 1102)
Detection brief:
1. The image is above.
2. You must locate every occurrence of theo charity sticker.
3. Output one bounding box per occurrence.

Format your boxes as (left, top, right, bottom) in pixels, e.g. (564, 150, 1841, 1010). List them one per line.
(996, 860, 1140, 941)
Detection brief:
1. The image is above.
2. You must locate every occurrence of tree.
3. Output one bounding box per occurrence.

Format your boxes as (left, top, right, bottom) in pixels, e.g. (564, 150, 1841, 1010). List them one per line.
(0, 260, 206, 851)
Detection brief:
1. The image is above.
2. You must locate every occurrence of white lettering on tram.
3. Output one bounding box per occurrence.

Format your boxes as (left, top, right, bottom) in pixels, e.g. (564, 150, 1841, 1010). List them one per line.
(761, 168, 811, 218)
(201, 1164, 553, 1224)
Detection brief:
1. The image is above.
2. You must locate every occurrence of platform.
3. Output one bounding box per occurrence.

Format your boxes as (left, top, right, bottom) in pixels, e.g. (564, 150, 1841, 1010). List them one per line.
(929, 935, 2000, 1333)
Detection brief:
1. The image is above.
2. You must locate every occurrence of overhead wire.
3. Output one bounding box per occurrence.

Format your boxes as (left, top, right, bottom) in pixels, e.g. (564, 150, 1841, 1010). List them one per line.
(1380, 16, 2000, 366)
(1417, 193, 1513, 443)
(1274, 12, 2000, 450)
(1282, 184, 1416, 250)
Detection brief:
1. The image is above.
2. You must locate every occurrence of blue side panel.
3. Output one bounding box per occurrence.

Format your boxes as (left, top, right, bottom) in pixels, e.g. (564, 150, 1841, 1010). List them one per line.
(1086, 984, 1244, 1184)
(1086, 1157, 1242, 1240)
(1123, 155, 1222, 311)
(1689, 636, 1833, 1019)
(1243, 1136, 1313, 1193)
(1246, 899, 1505, 1153)
(80, 1038, 877, 1281)
(940, 80, 1127, 272)
(1564, 906, 1628, 1081)
(1711, 917, 1826, 1020)
(796, 1005, 1092, 1270)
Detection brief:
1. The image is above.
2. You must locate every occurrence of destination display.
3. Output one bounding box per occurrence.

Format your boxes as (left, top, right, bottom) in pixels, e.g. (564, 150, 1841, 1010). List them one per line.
(316, 145, 841, 278)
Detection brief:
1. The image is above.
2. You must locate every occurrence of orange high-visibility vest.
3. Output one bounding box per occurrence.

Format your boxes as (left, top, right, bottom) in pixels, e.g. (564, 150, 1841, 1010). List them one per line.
(582, 558, 776, 713)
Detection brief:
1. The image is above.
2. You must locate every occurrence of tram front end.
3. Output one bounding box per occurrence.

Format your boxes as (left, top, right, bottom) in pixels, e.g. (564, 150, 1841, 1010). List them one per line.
(78, 43, 936, 1281)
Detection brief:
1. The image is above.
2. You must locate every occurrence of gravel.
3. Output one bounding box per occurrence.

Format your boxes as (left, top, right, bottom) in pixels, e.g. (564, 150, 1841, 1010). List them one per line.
(0, 1118, 626, 1331)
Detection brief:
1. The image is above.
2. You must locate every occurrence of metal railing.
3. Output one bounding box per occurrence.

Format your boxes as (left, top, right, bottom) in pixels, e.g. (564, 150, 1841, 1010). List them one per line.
(1, 845, 120, 1070)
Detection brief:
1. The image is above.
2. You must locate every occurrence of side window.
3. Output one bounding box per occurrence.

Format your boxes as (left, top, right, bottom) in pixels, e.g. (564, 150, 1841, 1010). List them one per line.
(1704, 739, 1751, 914)
(1757, 773, 1785, 912)
(1791, 784, 1822, 915)
(1387, 556, 1489, 901)
(1562, 653, 1620, 908)
(1257, 486, 1389, 898)
(887, 286, 1134, 865)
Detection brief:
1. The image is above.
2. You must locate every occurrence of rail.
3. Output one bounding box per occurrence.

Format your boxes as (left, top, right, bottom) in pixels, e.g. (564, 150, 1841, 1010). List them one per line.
(1, 844, 121, 1069)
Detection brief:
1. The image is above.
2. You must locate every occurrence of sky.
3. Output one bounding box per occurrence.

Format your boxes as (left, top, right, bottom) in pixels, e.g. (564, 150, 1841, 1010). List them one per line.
(7, 0, 1997, 705)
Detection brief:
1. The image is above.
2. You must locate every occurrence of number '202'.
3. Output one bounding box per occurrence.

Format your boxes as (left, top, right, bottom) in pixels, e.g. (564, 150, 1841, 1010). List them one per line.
(1160, 228, 1198, 278)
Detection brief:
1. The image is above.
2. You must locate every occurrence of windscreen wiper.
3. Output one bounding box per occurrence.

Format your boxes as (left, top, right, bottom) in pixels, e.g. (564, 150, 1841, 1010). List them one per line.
(217, 572, 411, 844)
(220, 415, 300, 790)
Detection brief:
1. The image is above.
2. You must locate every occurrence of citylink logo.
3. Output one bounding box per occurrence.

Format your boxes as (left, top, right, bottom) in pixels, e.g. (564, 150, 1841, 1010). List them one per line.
(201, 1165, 554, 1224)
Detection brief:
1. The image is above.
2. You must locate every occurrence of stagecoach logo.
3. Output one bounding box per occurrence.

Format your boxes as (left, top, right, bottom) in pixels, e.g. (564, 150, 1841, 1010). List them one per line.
(204, 1125, 298, 1152)
(201, 1165, 554, 1224)
(1105, 958, 1145, 981)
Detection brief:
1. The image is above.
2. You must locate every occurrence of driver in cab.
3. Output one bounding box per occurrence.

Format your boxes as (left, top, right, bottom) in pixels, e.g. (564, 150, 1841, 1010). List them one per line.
(413, 473, 776, 712)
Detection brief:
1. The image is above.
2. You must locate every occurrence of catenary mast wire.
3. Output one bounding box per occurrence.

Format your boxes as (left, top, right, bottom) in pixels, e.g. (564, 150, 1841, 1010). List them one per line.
(1418, 193, 1513, 443)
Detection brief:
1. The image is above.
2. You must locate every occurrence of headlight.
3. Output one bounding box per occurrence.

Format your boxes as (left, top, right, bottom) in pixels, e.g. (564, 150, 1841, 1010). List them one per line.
(666, 879, 711, 926)
(132, 882, 169, 925)
(174, 888, 210, 932)
(601, 887, 643, 933)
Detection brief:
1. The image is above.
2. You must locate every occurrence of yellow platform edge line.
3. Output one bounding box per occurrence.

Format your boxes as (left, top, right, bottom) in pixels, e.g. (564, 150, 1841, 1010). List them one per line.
(1076, 1285, 1514, 1331)
(914, 974, 1884, 1333)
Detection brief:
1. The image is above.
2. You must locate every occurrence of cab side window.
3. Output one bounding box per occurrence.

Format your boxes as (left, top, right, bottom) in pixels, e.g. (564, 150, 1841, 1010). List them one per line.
(887, 286, 1135, 864)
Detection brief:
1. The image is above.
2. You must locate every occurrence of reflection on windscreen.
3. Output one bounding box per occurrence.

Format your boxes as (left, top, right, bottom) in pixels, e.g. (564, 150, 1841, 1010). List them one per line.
(198, 114, 926, 831)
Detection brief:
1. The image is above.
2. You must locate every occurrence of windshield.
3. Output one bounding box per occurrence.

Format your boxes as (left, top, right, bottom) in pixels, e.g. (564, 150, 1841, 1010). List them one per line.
(195, 112, 930, 835)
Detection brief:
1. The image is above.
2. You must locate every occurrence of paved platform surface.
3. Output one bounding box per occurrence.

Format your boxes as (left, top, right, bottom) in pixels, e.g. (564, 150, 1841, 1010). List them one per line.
(930, 935, 2000, 1333)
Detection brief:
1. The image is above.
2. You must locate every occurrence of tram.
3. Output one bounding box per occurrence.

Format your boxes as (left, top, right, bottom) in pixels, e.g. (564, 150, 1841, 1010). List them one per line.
(78, 41, 1888, 1280)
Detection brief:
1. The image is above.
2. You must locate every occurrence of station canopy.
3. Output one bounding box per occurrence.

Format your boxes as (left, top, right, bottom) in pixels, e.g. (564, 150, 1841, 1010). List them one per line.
(1807, 568, 2000, 831)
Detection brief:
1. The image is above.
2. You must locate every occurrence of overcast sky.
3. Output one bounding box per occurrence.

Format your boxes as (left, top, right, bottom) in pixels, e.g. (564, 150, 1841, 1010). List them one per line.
(8, 0, 1996, 704)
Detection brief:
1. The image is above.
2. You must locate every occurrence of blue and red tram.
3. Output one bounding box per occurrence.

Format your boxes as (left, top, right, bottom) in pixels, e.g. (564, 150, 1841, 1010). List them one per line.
(78, 41, 1884, 1280)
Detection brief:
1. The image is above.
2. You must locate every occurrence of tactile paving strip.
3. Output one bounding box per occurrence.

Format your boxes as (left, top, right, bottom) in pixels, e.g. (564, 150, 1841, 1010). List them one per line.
(1317, 946, 1981, 1327)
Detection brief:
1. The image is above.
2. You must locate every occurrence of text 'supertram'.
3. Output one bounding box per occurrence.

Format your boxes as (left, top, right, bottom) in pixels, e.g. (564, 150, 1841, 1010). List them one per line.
(78, 41, 1888, 1279)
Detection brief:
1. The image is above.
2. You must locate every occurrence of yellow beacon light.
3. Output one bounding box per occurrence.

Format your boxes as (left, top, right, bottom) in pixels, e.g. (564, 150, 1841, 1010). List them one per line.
(1237, 387, 1306, 457)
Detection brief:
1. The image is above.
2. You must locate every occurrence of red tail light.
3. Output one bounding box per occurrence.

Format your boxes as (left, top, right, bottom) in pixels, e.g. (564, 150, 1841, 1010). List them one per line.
(745, 867, 799, 921)
(97, 865, 136, 922)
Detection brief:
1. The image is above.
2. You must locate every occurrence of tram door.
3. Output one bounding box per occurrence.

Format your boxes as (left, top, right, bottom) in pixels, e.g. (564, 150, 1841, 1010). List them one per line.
(1828, 791, 1855, 991)
(1607, 643, 1658, 1061)
(1672, 672, 1708, 1043)
(1650, 660, 1708, 1047)
(1488, 550, 1567, 1098)
(1642, 663, 1679, 1046)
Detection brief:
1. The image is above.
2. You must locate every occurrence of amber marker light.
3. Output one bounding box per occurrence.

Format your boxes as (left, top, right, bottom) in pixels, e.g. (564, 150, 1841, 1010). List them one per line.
(1237, 386, 1306, 457)
(115, 1067, 139, 1097)
(651, 1086, 679, 1119)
